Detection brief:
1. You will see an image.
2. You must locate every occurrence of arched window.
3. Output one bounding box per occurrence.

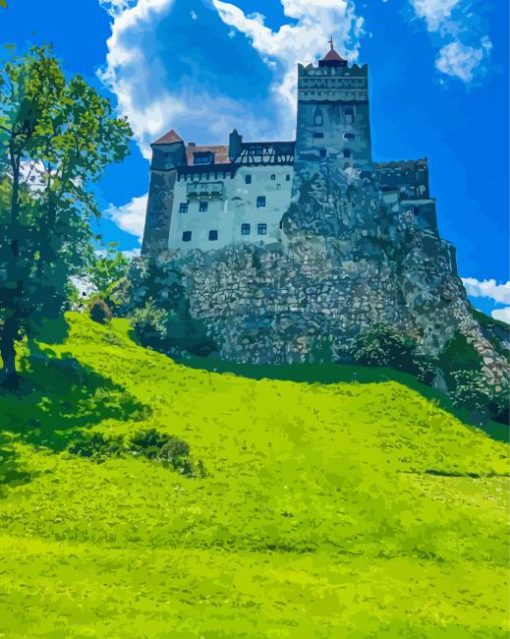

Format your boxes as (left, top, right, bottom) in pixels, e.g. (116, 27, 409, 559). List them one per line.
(314, 109, 324, 126)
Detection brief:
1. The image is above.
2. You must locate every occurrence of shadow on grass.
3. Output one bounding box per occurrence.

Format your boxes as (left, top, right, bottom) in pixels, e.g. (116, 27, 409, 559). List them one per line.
(0, 338, 151, 489)
(178, 356, 509, 443)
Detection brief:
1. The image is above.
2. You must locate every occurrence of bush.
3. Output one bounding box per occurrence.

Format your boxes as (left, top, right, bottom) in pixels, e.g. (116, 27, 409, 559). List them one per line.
(68, 432, 124, 461)
(131, 300, 169, 349)
(89, 298, 113, 325)
(128, 428, 201, 476)
(449, 370, 489, 414)
(352, 324, 436, 381)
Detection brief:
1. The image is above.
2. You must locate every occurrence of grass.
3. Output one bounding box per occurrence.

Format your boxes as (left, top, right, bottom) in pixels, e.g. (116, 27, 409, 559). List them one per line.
(0, 312, 509, 638)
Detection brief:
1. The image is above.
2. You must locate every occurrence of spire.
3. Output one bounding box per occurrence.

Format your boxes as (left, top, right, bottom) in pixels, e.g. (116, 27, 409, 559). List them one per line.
(319, 37, 348, 68)
(152, 129, 183, 145)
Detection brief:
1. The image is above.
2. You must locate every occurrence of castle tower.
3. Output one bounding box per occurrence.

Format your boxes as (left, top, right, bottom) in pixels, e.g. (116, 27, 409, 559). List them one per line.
(295, 41, 372, 171)
(141, 129, 187, 256)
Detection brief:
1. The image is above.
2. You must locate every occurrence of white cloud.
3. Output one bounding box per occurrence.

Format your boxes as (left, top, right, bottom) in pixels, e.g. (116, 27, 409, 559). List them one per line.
(462, 278, 510, 305)
(436, 37, 492, 83)
(491, 307, 510, 325)
(410, 0, 461, 32)
(408, 0, 491, 83)
(105, 194, 148, 240)
(213, 0, 364, 121)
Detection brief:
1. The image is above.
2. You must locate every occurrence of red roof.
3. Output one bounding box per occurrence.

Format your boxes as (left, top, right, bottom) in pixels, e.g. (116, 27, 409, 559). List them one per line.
(322, 47, 346, 63)
(186, 145, 231, 165)
(152, 129, 183, 145)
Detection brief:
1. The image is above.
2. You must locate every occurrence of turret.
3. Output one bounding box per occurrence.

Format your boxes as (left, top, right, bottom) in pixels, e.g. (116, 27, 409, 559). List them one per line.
(141, 129, 186, 256)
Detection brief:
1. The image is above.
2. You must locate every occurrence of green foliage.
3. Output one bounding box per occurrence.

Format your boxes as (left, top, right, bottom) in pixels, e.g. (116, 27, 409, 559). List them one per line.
(0, 313, 508, 637)
(0, 46, 131, 385)
(88, 297, 113, 325)
(67, 432, 124, 461)
(352, 323, 436, 383)
(130, 299, 169, 349)
(129, 427, 197, 475)
(449, 370, 490, 413)
(440, 333, 483, 380)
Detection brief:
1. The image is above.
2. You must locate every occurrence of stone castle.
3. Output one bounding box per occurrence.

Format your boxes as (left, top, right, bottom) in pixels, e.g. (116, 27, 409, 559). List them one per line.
(140, 43, 508, 386)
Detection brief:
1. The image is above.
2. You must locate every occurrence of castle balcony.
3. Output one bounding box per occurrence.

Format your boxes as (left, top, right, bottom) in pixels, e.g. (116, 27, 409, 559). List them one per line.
(186, 181, 224, 199)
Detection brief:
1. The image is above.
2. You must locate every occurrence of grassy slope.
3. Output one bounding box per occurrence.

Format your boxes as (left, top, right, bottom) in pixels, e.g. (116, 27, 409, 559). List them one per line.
(0, 313, 508, 638)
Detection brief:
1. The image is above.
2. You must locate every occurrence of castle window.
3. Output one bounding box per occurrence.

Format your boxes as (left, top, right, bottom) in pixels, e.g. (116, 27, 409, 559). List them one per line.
(208, 230, 218, 241)
(199, 201, 209, 212)
(193, 152, 214, 165)
(313, 132, 324, 139)
(271, 174, 276, 181)
(314, 110, 324, 126)
(343, 149, 352, 159)
(320, 149, 327, 158)
(256, 196, 266, 208)
(182, 231, 192, 242)
(179, 202, 189, 214)
(286, 175, 291, 181)
(257, 223, 267, 235)
(344, 133, 355, 140)
(245, 174, 252, 185)
(345, 108, 354, 124)
(241, 223, 251, 236)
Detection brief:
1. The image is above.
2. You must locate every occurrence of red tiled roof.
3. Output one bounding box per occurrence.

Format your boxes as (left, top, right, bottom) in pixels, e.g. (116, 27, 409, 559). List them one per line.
(152, 129, 183, 145)
(322, 47, 346, 63)
(186, 145, 231, 165)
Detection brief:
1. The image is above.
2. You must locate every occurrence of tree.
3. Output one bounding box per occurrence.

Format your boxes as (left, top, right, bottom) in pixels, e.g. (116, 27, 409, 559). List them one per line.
(88, 243, 130, 298)
(0, 46, 131, 387)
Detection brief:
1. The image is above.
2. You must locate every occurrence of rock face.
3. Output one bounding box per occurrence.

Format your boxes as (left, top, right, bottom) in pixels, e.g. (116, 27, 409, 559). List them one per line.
(152, 163, 508, 388)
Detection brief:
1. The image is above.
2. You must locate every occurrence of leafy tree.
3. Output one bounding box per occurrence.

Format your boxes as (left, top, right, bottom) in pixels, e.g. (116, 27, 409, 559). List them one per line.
(88, 242, 130, 300)
(0, 46, 131, 387)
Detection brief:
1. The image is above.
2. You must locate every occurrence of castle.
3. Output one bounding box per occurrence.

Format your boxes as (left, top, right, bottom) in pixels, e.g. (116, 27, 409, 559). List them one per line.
(141, 42, 452, 265)
(138, 43, 507, 388)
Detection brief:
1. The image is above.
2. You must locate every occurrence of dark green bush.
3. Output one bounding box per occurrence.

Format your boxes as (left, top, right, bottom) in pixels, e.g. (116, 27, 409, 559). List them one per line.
(128, 428, 202, 476)
(352, 324, 436, 382)
(68, 432, 124, 461)
(89, 298, 113, 325)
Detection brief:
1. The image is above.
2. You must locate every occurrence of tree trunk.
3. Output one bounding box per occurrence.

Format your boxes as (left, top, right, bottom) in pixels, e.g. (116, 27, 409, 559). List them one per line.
(0, 316, 19, 389)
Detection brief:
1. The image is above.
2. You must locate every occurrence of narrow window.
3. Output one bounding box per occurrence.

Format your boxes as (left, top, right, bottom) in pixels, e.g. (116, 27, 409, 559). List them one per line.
(208, 230, 218, 241)
(199, 201, 209, 212)
(179, 202, 189, 214)
(314, 109, 323, 126)
(182, 231, 192, 242)
(313, 132, 324, 139)
(256, 196, 266, 208)
(320, 149, 327, 158)
(241, 223, 251, 236)
(345, 108, 354, 124)
(343, 149, 352, 159)
(257, 223, 267, 235)
(344, 132, 355, 140)
(245, 174, 252, 184)
(271, 174, 276, 181)
(286, 175, 291, 181)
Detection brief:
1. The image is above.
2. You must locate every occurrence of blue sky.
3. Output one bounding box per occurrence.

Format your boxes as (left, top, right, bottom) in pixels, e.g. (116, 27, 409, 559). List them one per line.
(2, 0, 509, 320)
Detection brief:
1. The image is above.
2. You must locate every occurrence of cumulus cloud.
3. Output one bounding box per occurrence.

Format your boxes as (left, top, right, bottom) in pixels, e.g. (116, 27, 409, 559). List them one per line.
(491, 307, 510, 325)
(105, 194, 148, 240)
(213, 0, 364, 119)
(408, 0, 491, 83)
(436, 38, 492, 83)
(462, 278, 510, 305)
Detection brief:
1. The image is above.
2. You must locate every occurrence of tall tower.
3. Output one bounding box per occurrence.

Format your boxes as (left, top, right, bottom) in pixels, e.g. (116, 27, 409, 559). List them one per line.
(295, 41, 372, 171)
(141, 129, 187, 256)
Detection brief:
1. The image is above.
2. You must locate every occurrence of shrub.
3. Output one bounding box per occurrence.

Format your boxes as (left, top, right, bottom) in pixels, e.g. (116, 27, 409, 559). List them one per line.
(128, 428, 202, 477)
(89, 298, 113, 325)
(439, 333, 483, 380)
(131, 300, 169, 349)
(449, 370, 489, 414)
(68, 432, 124, 461)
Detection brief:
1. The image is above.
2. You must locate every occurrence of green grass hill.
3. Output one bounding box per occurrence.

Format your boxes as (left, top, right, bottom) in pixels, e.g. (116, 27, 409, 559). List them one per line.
(0, 313, 508, 638)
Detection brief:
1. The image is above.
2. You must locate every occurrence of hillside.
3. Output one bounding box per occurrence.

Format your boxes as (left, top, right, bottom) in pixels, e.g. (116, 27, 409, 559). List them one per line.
(0, 313, 508, 638)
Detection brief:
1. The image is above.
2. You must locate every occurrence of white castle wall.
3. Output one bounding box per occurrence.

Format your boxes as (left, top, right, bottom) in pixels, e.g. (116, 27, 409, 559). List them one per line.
(168, 165, 294, 251)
